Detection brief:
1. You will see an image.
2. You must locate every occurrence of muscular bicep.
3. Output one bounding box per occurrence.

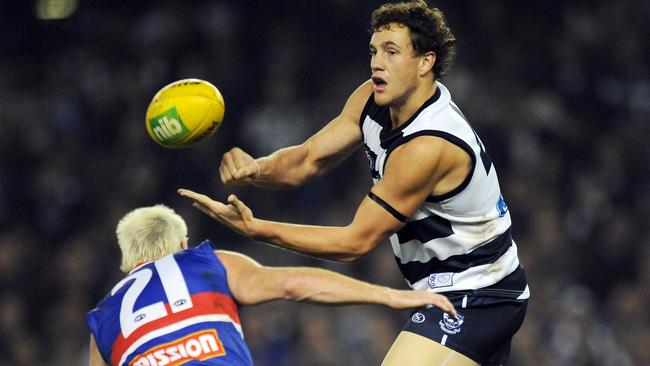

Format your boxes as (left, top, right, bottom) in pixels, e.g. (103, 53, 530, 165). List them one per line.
(371, 136, 471, 219)
(345, 194, 407, 254)
(216, 250, 292, 305)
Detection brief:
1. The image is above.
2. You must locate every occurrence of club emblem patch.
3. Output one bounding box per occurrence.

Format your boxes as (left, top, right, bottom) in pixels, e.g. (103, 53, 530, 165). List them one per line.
(411, 312, 426, 323)
(364, 147, 380, 180)
(428, 272, 454, 289)
(439, 313, 464, 334)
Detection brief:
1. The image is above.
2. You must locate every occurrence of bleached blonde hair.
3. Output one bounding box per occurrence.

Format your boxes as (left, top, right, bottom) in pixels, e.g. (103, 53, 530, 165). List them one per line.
(116, 204, 188, 272)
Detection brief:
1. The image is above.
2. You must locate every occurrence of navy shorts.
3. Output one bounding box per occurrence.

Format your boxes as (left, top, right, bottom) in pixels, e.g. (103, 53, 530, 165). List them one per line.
(403, 294, 527, 365)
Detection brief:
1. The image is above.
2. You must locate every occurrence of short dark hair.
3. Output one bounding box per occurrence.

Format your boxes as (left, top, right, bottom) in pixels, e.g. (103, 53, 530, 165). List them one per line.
(370, 0, 456, 79)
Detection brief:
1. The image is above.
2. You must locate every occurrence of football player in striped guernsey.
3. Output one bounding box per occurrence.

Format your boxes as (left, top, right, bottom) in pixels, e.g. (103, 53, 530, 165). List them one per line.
(180, 1, 528, 365)
(87, 204, 455, 366)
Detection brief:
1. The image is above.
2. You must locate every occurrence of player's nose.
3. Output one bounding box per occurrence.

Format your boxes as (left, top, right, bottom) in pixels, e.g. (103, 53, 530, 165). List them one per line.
(371, 54, 385, 72)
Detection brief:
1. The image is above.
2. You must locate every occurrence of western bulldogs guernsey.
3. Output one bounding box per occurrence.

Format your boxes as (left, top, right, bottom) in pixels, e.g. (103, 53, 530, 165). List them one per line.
(361, 81, 529, 301)
(87, 241, 253, 366)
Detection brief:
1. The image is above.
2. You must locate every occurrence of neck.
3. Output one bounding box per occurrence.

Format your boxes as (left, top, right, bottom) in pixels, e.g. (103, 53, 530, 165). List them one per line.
(390, 81, 437, 128)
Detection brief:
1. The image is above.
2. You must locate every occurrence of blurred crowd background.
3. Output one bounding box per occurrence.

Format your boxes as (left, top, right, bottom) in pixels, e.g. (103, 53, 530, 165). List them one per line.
(1, 0, 649, 365)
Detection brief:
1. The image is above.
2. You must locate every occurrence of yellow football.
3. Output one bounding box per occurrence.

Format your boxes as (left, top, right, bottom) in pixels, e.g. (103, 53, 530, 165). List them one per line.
(145, 79, 225, 148)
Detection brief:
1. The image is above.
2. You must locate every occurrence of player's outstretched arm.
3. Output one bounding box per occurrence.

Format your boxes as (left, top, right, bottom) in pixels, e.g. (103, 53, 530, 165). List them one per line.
(216, 250, 456, 316)
(178, 188, 402, 261)
(218, 81, 372, 188)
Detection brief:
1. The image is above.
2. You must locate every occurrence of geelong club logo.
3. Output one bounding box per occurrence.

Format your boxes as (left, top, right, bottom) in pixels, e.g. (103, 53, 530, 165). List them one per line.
(364, 148, 380, 180)
(439, 313, 464, 334)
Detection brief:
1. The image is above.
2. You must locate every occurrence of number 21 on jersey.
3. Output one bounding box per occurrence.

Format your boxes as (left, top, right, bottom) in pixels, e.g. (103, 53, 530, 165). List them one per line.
(111, 255, 193, 338)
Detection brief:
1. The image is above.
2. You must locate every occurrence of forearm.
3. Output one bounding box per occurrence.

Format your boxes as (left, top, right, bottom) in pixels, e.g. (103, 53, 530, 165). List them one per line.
(253, 144, 318, 189)
(283, 267, 396, 306)
(253, 122, 361, 189)
(252, 219, 374, 261)
(248, 196, 400, 261)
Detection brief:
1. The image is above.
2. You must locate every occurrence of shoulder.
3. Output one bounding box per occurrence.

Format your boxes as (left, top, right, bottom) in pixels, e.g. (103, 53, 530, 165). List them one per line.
(340, 80, 374, 121)
(387, 135, 471, 179)
(350, 79, 374, 102)
(393, 135, 448, 161)
(215, 250, 261, 271)
(387, 136, 447, 174)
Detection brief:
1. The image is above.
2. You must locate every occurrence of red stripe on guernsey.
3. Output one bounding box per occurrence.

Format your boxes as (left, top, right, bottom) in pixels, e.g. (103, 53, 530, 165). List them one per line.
(111, 292, 240, 366)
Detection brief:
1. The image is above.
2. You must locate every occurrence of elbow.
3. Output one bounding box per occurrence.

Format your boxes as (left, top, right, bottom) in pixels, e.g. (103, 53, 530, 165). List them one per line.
(337, 254, 363, 262)
(282, 271, 307, 301)
(336, 240, 375, 262)
(335, 215, 395, 262)
(337, 250, 366, 262)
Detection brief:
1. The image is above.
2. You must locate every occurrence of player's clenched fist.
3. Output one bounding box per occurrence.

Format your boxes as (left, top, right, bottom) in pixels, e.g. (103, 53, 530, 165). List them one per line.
(219, 147, 260, 185)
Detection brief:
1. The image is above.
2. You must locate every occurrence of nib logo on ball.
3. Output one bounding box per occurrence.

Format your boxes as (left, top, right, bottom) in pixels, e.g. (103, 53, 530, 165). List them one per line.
(149, 107, 189, 143)
(145, 78, 225, 148)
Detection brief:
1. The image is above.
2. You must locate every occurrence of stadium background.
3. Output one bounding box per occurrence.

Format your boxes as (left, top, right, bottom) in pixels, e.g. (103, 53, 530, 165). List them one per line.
(0, 0, 648, 365)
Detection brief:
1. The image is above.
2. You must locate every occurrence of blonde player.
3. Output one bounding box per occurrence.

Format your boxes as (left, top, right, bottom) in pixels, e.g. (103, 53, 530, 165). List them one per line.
(87, 204, 455, 366)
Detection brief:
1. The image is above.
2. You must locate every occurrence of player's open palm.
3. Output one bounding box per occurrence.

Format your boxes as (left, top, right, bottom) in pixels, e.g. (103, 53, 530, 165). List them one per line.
(220, 147, 259, 185)
(178, 189, 256, 237)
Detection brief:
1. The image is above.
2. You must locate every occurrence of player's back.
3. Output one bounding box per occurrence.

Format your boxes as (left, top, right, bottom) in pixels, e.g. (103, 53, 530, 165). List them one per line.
(87, 241, 253, 366)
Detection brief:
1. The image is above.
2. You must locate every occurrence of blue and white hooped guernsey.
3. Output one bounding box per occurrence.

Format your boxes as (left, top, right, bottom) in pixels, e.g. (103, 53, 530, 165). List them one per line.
(360, 81, 529, 300)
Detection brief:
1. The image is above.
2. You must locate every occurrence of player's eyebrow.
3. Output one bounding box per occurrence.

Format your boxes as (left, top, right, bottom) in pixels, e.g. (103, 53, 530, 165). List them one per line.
(369, 41, 401, 50)
(380, 41, 401, 48)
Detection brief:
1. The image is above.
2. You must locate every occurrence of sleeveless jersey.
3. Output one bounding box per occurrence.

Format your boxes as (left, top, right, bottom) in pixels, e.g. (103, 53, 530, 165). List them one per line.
(360, 81, 529, 300)
(87, 241, 254, 366)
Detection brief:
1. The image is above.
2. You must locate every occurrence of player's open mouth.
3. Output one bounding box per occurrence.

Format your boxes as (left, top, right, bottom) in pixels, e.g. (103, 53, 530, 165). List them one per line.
(372, 76, 387, 91)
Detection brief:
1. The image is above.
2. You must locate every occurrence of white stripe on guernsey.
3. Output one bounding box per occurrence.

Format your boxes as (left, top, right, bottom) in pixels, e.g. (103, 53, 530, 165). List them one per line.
(391, 226, 511, 264)
(408, 243, 524, 295)
(409, 207, 511, 224)
(118, 314, 243, 366)
(392, 215, 512, 264)
(441, 334, 448, 346)
(517, 285, 530, 300)
(392, 236, 496, 264)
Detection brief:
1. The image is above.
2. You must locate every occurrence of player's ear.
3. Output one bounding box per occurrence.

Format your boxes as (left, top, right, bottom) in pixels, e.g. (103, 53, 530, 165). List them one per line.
(180, 238, 188, 250)
(419, 51, 436, 77)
